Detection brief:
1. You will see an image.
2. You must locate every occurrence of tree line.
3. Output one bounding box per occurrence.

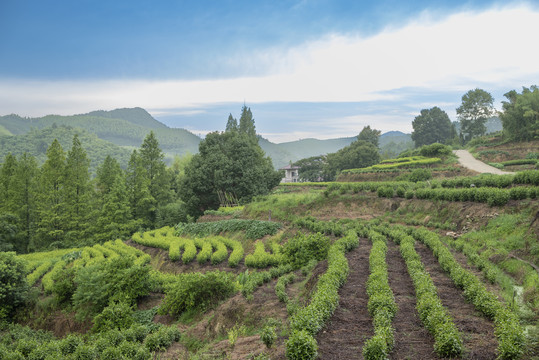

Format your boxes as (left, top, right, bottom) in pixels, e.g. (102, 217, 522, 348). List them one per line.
(411, 85, 539, 147)
(0, 106, 281, 253)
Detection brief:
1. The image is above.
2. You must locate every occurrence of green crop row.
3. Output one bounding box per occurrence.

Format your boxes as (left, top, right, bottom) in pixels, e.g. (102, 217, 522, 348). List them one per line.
(383, 226, 463, 357)
(286, 230, 359, 357)
(380, 156, 428, 164)
(363, 229, 397, 360)
(343, 157, 441, 173)
(410, 227, 525, 359)
(240, 263, 295, 298)
(27, 259, 56, 286)
(275, 273, 295, 303)
(294, 216, 345, 237)
(219, 237, 244, 267)
(194, 238, 213, 264)
(176, 219, 281, 239)
(245, 241, 284, 268)
(41, 260, 67, 294)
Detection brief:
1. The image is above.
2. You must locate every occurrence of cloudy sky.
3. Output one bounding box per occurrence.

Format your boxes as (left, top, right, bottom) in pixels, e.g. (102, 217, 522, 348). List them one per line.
(1, 0, 538, 142)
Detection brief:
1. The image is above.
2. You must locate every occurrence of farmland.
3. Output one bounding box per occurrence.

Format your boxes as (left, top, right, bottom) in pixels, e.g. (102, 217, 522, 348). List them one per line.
(2, 167, 539, 359)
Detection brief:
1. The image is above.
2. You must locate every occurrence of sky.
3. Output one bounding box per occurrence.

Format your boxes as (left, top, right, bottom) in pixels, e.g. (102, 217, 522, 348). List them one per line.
(1, 0, 538, 142)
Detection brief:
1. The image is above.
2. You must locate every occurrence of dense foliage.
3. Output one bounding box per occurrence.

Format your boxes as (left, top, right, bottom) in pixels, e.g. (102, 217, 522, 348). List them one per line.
(0, 252, 28, 320)
(411, 107, 455, 147)
(180, 108, 281, 218)
(500, 86, 539, 141)
(457, 88, 495, 142)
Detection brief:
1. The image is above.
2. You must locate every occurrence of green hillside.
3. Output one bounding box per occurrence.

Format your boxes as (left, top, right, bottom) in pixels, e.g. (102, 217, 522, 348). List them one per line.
(0, 108, 201, 157)
(0, 125, 132, 173)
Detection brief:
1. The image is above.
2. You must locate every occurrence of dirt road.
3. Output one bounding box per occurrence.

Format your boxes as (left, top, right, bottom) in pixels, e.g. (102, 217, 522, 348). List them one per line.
(453, 150, 515, 175)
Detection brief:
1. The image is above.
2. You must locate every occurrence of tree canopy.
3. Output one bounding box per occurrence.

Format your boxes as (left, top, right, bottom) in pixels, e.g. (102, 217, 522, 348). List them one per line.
(456, 88, 495, 142)
(326, 139, 380, 178)
(180, 110, 281, 218)
(357, 126, 381, 148)
(411, 107, 454, 147)
(500, 86, 539, 142)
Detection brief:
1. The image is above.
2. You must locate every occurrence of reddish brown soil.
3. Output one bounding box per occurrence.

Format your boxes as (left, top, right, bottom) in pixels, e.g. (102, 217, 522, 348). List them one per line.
(386, 239, 437, 360)
(415, 241, 498, 360)
(315, 237, 373, 359)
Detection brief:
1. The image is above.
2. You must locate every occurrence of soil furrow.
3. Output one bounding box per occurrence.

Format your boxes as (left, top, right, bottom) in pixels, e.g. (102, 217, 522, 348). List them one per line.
(386, 239, 437, 360)
(415, 241, 498, 360)
(316, 237, 373, 360)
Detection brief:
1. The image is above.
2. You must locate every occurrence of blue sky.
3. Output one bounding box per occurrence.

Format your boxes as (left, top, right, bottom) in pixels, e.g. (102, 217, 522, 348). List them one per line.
(1, 0, 538, 142)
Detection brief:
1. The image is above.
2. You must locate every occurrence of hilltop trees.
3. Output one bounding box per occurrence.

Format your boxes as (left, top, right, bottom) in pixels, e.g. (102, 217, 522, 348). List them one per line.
(180, 108, 281, 218)
(457, 88, 495, 142)
(500, 86, 539, 141)
(411, 107, 454, 147)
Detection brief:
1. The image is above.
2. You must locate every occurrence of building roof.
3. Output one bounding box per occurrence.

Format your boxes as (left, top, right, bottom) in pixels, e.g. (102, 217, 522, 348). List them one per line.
(280, 164, 300, 170)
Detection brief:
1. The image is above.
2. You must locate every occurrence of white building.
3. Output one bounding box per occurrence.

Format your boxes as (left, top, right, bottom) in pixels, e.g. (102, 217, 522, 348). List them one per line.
(280, 164, 300, 183)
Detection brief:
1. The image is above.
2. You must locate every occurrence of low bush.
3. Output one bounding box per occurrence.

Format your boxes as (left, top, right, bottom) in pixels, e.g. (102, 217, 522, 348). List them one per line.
(286, 330, 318, 360)
(159, 271, 236, 316)
(282, 232, 331, 268)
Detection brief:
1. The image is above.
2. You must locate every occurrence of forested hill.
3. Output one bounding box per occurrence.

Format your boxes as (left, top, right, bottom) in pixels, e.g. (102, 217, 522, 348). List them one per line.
(0, 108, 201, 157)
(0, 125, 132, 174)
(0, 107, 412, 169)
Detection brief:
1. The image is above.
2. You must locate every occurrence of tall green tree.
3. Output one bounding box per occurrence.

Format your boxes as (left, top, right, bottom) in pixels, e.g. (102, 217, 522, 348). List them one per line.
(357, 126, 381, 148)
(457, 88, 495, 142)
(140, 131, 172, 205)
(125, 150, 154, 227)
(181, 117, 281, 218)
(238, 106, 256, 139)
(64, 135, 92, 245)
(7, 153, 38, 252)
(500, 86, 539, 141)
(96, 155, 123, 196)
(411, 107, 454, 147)
(0, 153, 17, 211)
(95, 172, 136, 242)
(35, 139, 66, 249)
(225, 114, 238, 132)
(325, 139, 380, 178)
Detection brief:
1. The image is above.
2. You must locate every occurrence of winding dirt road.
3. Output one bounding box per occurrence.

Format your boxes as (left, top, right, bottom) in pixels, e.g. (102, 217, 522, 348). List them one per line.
(453, 150, 515, 175)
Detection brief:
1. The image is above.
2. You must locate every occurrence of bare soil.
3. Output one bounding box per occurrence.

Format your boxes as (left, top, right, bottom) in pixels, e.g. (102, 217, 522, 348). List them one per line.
(415, 241, 498, 360)
(315, 237, 373, 360)
(386, 239, 437, 360)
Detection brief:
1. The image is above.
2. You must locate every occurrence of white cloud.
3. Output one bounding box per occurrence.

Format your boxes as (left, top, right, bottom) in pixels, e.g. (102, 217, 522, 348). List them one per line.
(0, 4, 538, 122)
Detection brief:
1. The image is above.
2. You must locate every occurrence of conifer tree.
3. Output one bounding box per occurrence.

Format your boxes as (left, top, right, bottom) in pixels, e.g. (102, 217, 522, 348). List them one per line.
(96, 155, 122, 196)
(126, 150, 154, 227)
(36, 139, 66, 249)
(95, 172, 136, 242)
(238, 106, 257, 139)
(64, 135, 92, 245)
(139, 131, 172, 205)
(0, 153, 17, 211)
(7, 153, 38, 252)
(225, 114, 238, 132)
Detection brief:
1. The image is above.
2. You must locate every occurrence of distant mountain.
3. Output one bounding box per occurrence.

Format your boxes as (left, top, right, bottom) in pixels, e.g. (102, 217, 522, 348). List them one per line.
(0, 107, 414, 169)
(0, 108, 201, 162)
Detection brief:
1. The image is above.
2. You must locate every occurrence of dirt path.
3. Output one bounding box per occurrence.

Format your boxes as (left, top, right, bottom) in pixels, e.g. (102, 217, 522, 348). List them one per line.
(415, 241, 498, 360)
(386, 239, 437, 360)
(453, 150, 515, 175)
(316, 237, 373, 360)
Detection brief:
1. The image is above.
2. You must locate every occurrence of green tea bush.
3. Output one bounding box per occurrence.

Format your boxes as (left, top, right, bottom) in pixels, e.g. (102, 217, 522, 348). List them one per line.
(285, 330, 317, 360)
(409, 168, 432, 182)
(377, 186, 394, 198)
(144, 325, 181, 352)
(209, 237, 228, 265)
(289, 231, 358, 335)
(260, 325, 277, 348)
(92, 300, 135, 333)
(181, 239, 197, 264)
(275, 273, 295, 303)
(159, 271, 236, 316)
(176, 219, 281, 239)
(220, 237, 244, 267)
(245, 241, 283, 268)
(283, 232, 331, 268)
(194, 238, 212, 264)
(168, 241, 181, 261)
(419, 143, 452, 157)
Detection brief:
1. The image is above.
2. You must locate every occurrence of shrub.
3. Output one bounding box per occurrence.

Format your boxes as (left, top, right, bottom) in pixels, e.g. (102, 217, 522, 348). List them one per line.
(72, 256, 151, 317)
(0, 252, 29, 320)
(283, 232, 330, 268)
(159, 271, 236, 316)
(285, 330, 318, 360)
(260, 325, 277, 348)
(92, 300, 135, 333)
(377, 186, 394, 198)
(419, 143, 452, 157)
(409, 168, 432, 182)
